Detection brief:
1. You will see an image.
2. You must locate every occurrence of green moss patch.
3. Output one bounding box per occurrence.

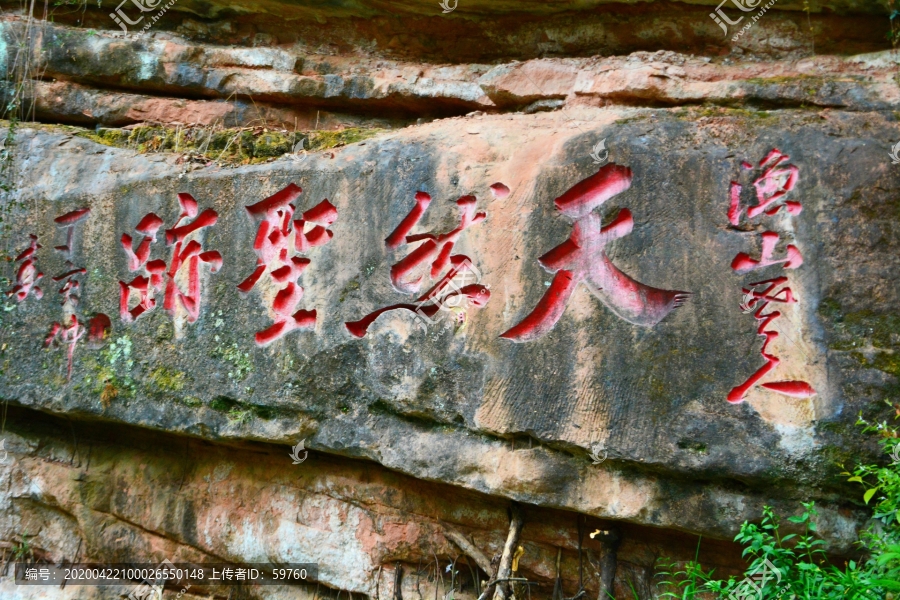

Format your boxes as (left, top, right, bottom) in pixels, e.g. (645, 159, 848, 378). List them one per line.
(820, 298, 900, 377)
(148, 366, 187, 393)
(673, 106, 774, 120)
(76, 125, 384, 165)
(210, 343, 253, 381)
(209, 395, 286, 421)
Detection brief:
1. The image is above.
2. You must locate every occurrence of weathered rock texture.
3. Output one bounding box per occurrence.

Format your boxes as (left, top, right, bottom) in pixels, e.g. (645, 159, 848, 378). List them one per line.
(2, 406, 752, 600)
(0, 0, 898, 598)
(1, 20, 898, 131)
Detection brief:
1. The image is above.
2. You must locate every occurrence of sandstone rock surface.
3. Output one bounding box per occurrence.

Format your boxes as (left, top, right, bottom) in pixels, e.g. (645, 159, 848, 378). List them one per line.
(0, 1, 898, 598)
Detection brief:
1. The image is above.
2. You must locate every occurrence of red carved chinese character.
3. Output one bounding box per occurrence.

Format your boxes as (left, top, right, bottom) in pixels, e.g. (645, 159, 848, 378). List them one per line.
(238, 184, 336, 346)
(727, 277, 816, 403)
(345, 187, 495, 338)
(727, 149, 815, 403)
(386, 192, 486, 294)
(731, 231, 803, 274)
(501, 164, 689, 342)
(120, 194, 222, 324)
(728, 149, 801, 225)
(7, 234, 43, 302)
(45, 314, 84, 381)
(51, 202, 89, 308)
(45, 208, 110, 381)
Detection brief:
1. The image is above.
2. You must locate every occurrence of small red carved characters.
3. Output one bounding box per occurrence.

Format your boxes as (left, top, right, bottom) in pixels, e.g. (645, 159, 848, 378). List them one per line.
(7, 234, 43, 302)
(727, 149, 816, 403)
(45, 315, 84, 379)
(731, 231, 803, 274)
(120, 193, 222, 324)
(45, 208, 110, 380)
(345, 187, 496, 338)
(727, 277, 815, 402)
(729, 149, 801, 225)
(728, 150, 804, 273)
(238, 183, 337, 346)
(501, 164, 689, 343)
(51, 208, 90, 309)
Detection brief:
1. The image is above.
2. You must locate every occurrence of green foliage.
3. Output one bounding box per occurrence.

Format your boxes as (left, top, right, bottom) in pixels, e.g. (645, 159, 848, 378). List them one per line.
(656, 539, 717, 599)
(11, 533, 34, 561)
(849, 411, 900, 548)
(656, 562, 712, 598)
(656, 415, 900, 599)
(706, 503, 894, 599)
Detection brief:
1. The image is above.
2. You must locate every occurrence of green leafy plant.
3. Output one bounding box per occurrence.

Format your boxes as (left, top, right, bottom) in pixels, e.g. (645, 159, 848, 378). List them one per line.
(656, 541, 717, 599)
(848, 413, 900, 537)
(656, 412, 900, 599)
(10, 532, 34, 561)
(707, 503, 893, 599)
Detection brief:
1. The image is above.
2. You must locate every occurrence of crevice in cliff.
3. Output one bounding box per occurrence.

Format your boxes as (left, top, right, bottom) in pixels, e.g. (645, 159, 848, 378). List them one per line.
(88, 506, 231, 563)
(0, 0, 890, 63)
(2, 19, 898, 132)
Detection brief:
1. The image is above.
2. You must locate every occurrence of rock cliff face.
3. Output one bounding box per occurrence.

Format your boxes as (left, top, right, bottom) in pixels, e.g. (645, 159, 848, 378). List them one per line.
(0, 0, 898, 598)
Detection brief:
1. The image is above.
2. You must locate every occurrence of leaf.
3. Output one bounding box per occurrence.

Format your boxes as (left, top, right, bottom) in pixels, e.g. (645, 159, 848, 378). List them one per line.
(872, 579, 900, 591)
(864, 487, 879, 504)
(847, 476, 864, 483)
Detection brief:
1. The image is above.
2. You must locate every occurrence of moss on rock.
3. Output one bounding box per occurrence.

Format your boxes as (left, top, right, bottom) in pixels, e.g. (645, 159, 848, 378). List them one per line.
(148, 366, 187, 393)
(76, 125, 383, 165)
(820, 298, 900, 377)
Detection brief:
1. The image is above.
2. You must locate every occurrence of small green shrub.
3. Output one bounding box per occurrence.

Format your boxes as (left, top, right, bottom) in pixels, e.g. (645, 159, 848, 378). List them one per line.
(657, 410, 900, 599)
